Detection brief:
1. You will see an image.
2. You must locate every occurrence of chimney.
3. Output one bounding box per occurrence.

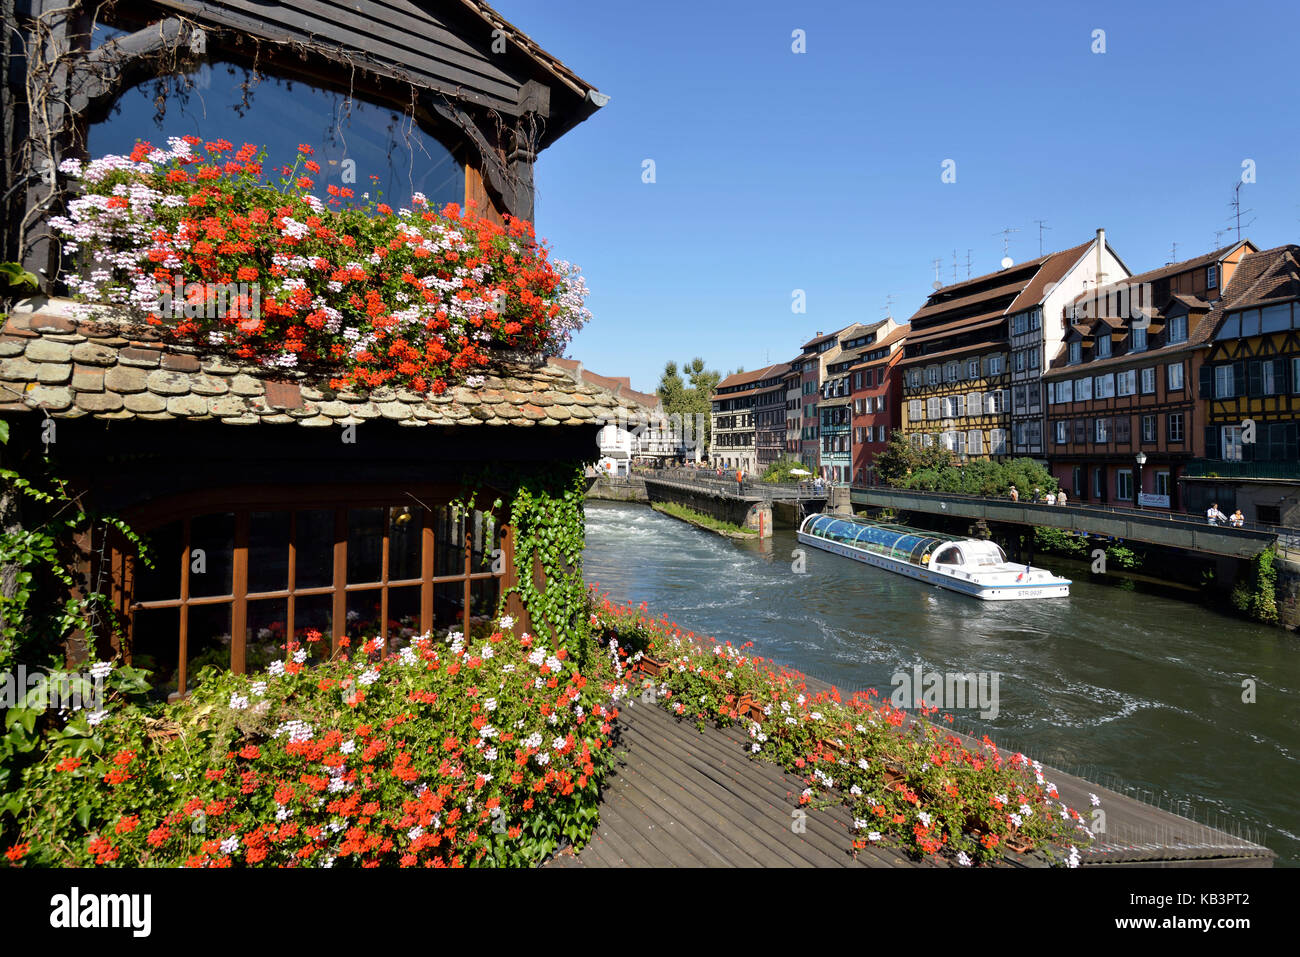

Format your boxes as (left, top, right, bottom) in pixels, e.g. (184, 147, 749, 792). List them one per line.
(1096, 227, 1105, 283)
(815, 330, 822, 337)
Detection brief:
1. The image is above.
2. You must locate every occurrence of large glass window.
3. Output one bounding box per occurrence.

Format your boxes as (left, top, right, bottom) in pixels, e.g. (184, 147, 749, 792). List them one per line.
(127, 500, 504, 697)
(89, 59, 465, 212)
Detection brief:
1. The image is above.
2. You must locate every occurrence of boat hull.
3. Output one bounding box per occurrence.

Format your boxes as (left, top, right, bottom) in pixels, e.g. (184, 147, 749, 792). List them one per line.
(796, 531, 1070, 600)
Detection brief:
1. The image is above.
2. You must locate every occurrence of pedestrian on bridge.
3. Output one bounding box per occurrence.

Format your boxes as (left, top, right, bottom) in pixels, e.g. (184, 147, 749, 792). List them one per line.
(1009, 485, 1019, 503)
(1206, 503, 1228, 526)
(1231, 508, 1245, 528)
(1057, 489, 1068, 506)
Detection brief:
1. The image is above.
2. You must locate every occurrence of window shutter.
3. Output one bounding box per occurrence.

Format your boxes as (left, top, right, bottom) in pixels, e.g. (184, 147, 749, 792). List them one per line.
(1205, 426, 1219, 459)
(1248, 360, 1263, 397)
(1232, 360, 1246, 397)
(1199, 365, 1213, 398)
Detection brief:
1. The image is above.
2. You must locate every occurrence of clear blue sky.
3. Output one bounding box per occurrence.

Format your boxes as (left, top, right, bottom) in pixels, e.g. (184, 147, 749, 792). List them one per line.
(504, 0, 1300, 393)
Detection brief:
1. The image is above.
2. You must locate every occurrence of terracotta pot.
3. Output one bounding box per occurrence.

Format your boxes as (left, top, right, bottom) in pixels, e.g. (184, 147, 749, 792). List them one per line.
(639, 655, 668, 676)
(1004, 834, 1034, 854)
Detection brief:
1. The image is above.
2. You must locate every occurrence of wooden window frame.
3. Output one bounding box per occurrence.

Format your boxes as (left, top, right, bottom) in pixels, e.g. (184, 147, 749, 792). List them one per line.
(112, 484, 516, 696)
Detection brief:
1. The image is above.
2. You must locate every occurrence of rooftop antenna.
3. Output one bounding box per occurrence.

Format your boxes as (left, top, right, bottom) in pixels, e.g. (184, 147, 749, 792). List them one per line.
(1214, 227, 1231, 247)
(966, 249, 972, 278)
(1168, 241, 1179, 264)
(951, 249, 959, 283)
(1034, 219, 1051, 256)
(931, 258, 943, 290)
(884, 293, 896, 318)
(1230, 182, 1255, 241)
(994, 226, 1020, 269)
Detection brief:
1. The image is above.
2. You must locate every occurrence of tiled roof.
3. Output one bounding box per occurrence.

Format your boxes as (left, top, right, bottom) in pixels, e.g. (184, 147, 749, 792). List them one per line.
(548, 357, 660, 409)
(0, 299, 636, 428)
(1208, 244, 1300, 316)
(714, 362, 790, 394)
(1005, 240, 1094, 314)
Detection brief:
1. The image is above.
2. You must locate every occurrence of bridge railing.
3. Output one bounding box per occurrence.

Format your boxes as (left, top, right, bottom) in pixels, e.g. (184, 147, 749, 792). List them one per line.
(636, 467, 829, 501)
(850, 484, 1300, 544)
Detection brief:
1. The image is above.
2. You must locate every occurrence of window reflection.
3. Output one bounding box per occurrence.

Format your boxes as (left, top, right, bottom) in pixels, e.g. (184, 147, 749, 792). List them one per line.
(88, 61, 464, 211)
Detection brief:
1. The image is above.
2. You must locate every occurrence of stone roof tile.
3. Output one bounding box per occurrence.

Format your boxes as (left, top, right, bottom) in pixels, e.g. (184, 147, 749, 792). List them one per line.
(0, 299, 638, 429)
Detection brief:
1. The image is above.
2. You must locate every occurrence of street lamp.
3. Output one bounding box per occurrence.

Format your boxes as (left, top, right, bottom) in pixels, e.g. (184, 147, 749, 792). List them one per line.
(1135, 451, 1147, 509)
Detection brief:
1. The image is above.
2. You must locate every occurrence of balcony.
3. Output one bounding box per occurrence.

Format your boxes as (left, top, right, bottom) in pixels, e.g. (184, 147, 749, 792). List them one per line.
(1184, 459, 1300, 481)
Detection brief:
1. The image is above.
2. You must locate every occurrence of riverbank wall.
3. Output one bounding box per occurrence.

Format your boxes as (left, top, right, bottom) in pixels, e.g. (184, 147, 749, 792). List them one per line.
(585, 474, 648, 503)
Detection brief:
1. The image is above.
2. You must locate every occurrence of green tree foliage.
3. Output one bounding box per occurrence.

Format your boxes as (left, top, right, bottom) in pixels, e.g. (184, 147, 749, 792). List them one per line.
(872, 430, 955, 485)
(1231, 547, 1279, 624)
(873, 430, 1055, 497)
(761, 457, 813, 483)
(658, 358, 720, 454)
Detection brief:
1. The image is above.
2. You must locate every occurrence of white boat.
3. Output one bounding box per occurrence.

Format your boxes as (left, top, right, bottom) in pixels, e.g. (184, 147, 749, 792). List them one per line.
(797, 513, 1070, 601)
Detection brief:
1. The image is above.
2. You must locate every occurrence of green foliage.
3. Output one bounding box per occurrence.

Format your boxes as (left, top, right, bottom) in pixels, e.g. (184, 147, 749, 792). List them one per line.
(498, 463, 596, 667)
(657, 358, 720, 454)
(873, 430, 955, 485)
(1033, 527, 1089, 558)
(1231, 547, 1278, 624)
(760, 457, 812, 483)
(651, 501, 754, 536)
(0, 262, 39, 296)
(899, 456, 1058, 497)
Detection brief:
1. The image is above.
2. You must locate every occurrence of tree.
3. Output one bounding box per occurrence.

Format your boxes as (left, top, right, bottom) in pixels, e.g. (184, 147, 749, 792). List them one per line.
(658, 357, 719, 458)
(873, 430, 955, 486)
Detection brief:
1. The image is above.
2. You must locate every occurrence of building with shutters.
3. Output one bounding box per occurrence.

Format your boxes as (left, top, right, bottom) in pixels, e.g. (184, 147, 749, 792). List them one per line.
(1042, 241, 1255, 510)
(899, 240, 1117, 459)
(1184, 244, 1300, 525)
(849, 324, 909, 484)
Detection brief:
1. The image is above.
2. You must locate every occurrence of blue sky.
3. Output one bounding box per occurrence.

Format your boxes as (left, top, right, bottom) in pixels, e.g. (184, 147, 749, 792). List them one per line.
(504, 0, 1300, 393)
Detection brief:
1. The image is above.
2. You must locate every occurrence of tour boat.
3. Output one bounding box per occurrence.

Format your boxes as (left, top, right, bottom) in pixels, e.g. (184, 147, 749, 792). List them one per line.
(797, 513, 1070, 601)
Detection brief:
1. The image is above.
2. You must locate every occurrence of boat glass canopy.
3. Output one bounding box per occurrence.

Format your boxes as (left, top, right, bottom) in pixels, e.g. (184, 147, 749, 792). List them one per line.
(802, 514, 955, 567)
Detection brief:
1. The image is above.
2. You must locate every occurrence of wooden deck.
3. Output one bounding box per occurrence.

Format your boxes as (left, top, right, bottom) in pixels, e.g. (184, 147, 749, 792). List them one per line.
(546, 697, 935, 868)
(547, 687, 1274, 868)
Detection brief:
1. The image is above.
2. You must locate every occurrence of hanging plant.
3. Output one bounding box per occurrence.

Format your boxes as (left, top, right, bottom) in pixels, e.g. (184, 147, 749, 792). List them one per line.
(49, 137, 592, 393)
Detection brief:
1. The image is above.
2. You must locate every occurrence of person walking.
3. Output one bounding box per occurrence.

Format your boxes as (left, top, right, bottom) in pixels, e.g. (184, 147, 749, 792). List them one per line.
(1045, 490, 1057, 506)
(1206, 502, 1228, 526)
(1230, 508, 1245, 528)
(1008, 485, 1019, 503)
(1057, 489, 1068, 506)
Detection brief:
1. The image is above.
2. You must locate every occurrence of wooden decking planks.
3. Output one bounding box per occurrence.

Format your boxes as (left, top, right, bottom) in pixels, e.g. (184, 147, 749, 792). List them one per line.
(547, 700, 931, 868)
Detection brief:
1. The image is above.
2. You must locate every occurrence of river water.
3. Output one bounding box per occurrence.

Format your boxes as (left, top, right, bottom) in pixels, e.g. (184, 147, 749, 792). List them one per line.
(583, 500, 1300, 866)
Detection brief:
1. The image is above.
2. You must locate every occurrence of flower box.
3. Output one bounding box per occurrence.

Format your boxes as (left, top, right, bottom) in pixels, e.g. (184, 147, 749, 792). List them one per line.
(638, 654, 669, 677)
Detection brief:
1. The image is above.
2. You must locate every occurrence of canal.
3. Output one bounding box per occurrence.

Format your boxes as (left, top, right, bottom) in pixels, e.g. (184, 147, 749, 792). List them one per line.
(583, 500, 1300, 866)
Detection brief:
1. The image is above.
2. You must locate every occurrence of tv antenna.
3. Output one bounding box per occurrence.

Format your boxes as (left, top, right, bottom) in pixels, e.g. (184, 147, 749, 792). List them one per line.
(994, 226, 1020, 268)
(1034, 219, 1051, 256)
(1168, 241, 1179, 264)
(931, 258, 943, 290)
(951, 249, 959, 283)
(1230, 182, 1255, 241)
(884, 293, 896, 317)
(966, 249, 973, 278)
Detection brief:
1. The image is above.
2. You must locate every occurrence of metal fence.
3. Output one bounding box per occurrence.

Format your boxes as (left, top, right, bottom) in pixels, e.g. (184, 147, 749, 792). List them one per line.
(851, 484, 1298, 540)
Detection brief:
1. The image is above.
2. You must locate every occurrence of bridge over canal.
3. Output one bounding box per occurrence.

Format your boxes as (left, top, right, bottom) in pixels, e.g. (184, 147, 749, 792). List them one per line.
(850, 486, 1296, 560)
(636, 469, 838, 535)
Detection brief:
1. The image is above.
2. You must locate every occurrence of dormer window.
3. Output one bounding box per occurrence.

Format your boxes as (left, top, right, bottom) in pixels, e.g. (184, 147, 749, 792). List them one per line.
(1069, 341, 1082, 364)
(1131, 326, 1147, 352)
(1167, 315, 1188, 344)
(1207, 265, 1218, 290)
(1096, 334, 1111, 358)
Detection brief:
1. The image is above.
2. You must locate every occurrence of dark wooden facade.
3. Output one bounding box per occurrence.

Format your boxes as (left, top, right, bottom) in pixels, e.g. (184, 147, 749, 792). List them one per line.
(3, 0, 606, 282)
